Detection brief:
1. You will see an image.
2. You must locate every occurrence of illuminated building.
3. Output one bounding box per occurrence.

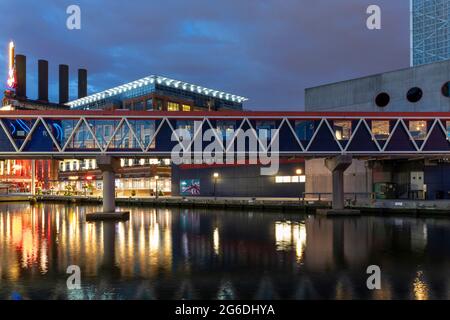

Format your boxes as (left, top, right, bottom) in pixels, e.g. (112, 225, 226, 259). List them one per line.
(1, 42, 305, 197)
(60, 74, 248, 196)
(1, 42, 67, 193)
(68, 75, 247, 112)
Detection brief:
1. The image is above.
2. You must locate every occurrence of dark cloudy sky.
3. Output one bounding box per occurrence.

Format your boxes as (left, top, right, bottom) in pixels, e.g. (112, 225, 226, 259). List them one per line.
(0, 0, 410, 110)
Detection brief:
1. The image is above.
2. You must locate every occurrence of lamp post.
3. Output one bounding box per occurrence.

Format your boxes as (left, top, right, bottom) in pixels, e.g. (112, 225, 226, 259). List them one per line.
(155, 175, 159, 199)
(296, 169, 303, 202)
(213, 172, 219, 199)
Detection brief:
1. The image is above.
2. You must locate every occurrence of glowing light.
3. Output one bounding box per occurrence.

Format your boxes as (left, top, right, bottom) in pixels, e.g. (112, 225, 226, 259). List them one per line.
(67, 75, 248, 107)
(7, 41, 16, 89)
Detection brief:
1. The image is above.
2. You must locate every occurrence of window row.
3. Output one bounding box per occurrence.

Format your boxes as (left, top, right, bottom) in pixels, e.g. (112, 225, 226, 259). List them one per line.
(177, 120, 438, 142)
(60, 158, 171, 172)
(375, 81, 450, 107)
(275, 176, 306, 184)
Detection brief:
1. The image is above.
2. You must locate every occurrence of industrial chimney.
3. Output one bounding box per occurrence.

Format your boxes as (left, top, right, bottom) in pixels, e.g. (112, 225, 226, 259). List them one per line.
(38, 59, 48, 101)
(59, 64, 69, 104)
(15, 54, 26, 98)
(78, 68, 87, 99)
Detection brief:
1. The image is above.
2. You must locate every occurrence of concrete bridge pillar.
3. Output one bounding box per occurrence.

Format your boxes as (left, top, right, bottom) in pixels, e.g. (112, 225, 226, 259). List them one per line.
(317, 155, 360, 216)
(324, 155, 353, 210)
(86, 156, 129, 221)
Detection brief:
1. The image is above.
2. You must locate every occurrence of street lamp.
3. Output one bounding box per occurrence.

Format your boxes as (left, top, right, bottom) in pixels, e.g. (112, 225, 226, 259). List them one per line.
(213, 172, 219, 199)
(155, 175, 159, 199)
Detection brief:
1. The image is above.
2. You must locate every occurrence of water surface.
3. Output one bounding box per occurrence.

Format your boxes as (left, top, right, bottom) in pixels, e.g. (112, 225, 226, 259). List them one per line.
(0, 202, 449, 300)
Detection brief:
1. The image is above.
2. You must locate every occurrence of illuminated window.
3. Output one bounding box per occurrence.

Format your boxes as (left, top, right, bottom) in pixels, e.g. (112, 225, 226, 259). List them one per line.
(167, 102, 180, 111)
(182, 104, 191, 111)
(333, 121, 352, 140)
(372, 121, 390, 140)
(409, 121, 427, 140)
(275, 176, 306, 183)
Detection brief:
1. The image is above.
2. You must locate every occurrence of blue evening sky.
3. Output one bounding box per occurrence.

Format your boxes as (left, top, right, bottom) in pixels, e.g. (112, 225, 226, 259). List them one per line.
(0, 0, 410, 110)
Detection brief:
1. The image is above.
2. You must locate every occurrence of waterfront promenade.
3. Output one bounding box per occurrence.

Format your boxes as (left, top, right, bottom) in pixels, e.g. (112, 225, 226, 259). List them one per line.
(1, 194, 450, 216)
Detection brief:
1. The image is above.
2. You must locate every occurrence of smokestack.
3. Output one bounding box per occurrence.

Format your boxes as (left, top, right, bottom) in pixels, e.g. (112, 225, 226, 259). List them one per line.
(59, 64, 69, 104)
(78, 68, 87, 99)
(38, 59, 48, 101)
(15, 54, 26, 98)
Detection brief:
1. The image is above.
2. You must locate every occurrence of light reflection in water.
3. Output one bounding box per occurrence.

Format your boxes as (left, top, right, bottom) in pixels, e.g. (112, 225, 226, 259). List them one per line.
(0, 203, 449, 300)
(413, 271, 429, 300)
(275, 221, 306, 262)
(213, 227, 220, 255)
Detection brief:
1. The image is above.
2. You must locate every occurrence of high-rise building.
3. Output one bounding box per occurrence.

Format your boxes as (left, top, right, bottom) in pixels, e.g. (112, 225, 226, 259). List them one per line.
(411, 0, 450, 66)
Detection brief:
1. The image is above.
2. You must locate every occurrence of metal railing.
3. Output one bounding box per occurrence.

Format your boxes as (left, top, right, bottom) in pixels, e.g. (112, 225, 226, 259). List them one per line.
(301, 192, 374, 206)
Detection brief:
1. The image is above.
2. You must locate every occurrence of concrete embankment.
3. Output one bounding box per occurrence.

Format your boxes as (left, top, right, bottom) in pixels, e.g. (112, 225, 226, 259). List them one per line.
(32, 195, 325, 213)
(0, 195, 32, 202)
(23, 195, 450, 217)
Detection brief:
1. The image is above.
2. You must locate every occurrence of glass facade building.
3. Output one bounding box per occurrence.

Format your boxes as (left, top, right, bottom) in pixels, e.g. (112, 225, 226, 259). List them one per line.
(68, 75, 247, 112)
(411, 0, 450, 66)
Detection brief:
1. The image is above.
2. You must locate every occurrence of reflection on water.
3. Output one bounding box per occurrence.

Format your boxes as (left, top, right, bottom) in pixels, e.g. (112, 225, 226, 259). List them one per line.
(0, 202, 450, 300)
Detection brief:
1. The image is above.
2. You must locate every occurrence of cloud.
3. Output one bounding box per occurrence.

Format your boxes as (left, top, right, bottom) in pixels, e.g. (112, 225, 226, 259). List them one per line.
(0, 0, 409, 110)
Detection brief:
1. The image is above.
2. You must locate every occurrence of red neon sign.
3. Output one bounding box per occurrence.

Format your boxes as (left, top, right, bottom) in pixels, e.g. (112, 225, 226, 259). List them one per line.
(6, 41, 16, 89)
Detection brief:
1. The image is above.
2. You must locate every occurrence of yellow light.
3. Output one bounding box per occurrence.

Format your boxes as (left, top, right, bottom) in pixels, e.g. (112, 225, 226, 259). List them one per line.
(7, 41, 16, 88)
(413, 271, 429, 300)
(154, 175, 159, 180)
(213, 172, 219, 178)
(8, 41, 14, 71)
(296, 169, 302, 175)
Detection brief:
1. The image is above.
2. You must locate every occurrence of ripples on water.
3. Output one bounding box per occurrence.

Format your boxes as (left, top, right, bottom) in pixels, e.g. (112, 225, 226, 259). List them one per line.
(0, 202, 449, 300)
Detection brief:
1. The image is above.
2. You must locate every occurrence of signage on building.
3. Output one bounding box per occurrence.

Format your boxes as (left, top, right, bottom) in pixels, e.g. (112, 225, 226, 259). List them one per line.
(180, 179, 200, 196)
(6, 41, 16, 89)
